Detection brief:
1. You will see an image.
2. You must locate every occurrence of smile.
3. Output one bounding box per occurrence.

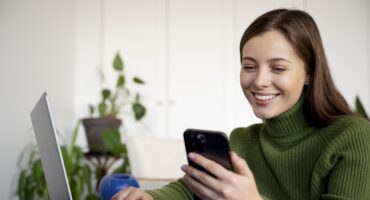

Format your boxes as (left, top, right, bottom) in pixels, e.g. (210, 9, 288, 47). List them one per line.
(253, 93, 279, 101)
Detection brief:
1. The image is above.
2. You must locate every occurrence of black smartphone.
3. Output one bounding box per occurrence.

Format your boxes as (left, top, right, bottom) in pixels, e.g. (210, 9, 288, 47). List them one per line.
(183, 128, 233, 174)
(184, 129, 233, 200)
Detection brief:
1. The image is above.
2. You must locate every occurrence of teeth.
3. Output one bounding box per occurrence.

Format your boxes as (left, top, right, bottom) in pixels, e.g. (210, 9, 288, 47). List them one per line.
(254, 94, 276, 101)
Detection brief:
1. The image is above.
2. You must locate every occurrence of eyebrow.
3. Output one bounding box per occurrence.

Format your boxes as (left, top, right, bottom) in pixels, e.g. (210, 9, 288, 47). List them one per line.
(241, 56, 291, 64)
(241, 56, 257, 63)
(268, 57, 291, 64)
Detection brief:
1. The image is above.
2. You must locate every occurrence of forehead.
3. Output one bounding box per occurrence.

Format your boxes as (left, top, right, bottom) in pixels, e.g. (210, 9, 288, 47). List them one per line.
(242, 30, 298, 61)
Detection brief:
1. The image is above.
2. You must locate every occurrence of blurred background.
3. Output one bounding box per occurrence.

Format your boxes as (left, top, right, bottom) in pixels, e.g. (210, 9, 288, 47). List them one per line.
(1, 0, 369, 199)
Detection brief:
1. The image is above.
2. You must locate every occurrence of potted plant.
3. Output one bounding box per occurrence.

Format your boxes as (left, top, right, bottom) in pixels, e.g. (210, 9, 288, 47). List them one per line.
(83, 126, 133, 191)
(16, 119, 134, 199)
(82, 52, 146, 153)
(16, 121, 100, 200)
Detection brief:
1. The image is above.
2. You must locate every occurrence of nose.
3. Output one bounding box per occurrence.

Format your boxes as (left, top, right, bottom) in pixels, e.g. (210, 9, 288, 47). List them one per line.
(253, 68, 271, 89)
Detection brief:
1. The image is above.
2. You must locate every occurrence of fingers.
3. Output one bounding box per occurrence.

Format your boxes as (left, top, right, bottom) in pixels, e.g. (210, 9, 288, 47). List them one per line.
(123, 189, 141, 200)
(182, 174, 219, 200)
(187, 152, 253, 179)
(111, 187, 153, 200)
(182, 164, 220, 192)
(112, 187, 131, 200)
(187, 153, 232, 180)
(230, 151, 253, 177)
(183, 152, 259, 200)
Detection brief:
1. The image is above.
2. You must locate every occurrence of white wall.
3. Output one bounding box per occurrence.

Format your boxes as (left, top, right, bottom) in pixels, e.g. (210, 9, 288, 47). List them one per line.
(0, 0, 75, 199)
(368, 0, 370, 105)
(75, 0, 370, 140)
(1, 0, 369, 198)
(307, 0, 369, 111)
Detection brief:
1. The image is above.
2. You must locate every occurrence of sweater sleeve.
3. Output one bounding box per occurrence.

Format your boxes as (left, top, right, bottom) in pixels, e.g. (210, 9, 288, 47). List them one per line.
(320, 121, 370, 200)
(145, 178, 194, 200)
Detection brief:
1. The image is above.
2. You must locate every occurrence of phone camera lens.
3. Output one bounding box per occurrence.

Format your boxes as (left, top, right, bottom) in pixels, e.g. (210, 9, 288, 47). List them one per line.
(195, 133, 206, 151)
(197, 134, 205, 141)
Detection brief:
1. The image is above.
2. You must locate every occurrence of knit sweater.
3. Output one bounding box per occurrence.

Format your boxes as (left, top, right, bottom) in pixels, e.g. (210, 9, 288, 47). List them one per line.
(146, 99, 370, 199)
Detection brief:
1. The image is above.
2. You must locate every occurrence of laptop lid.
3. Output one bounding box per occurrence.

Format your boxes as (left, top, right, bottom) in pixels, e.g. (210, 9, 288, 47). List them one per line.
(30, 93, 72, 200)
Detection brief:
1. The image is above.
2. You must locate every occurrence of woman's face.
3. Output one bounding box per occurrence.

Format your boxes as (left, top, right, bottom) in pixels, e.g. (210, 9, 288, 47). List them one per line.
(240, 30, 308, 119)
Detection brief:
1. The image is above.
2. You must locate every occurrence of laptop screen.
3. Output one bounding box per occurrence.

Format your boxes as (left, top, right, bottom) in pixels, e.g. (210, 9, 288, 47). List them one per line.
(30, 93, 72, 200)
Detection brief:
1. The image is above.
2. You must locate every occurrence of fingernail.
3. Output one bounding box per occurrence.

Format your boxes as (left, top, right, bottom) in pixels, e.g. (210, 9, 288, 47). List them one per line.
(181, 165, 187, 171)
(188, 153, 196, 160)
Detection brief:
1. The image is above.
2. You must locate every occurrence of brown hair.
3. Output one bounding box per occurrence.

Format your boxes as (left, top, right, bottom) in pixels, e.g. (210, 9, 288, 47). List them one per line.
(239, 9, 353, 127)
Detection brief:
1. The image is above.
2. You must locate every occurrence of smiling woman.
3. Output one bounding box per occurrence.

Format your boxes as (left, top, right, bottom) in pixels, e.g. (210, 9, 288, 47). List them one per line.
(240, 30, 308, 119)
(111, 8, 370, 200)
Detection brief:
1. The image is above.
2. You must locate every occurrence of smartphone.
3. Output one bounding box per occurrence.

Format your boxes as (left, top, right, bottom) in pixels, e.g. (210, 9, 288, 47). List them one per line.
(183, 129, 233, 200)
(183, 129, 233, 174)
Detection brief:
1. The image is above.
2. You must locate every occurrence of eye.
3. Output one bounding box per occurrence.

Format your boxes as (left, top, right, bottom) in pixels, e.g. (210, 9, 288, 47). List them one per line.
(242, 64, 257, 72)
(271, 65, 286, 73)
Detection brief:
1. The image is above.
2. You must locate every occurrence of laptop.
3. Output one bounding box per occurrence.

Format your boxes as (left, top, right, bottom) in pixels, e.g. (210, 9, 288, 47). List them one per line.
(30, 93, 73, 200)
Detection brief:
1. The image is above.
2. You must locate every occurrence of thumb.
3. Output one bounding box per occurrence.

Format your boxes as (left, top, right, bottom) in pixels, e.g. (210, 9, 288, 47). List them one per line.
(231, 151, 253, 177)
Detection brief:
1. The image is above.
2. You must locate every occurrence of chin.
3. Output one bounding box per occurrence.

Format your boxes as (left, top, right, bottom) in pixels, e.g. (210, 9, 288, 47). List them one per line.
(254, 111, 274, 120)
(253, 106, 284, 119)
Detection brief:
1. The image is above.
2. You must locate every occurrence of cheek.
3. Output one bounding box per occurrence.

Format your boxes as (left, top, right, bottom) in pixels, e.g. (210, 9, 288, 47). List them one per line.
(276, 73, 305, 95)
(240, 72, 252, 89)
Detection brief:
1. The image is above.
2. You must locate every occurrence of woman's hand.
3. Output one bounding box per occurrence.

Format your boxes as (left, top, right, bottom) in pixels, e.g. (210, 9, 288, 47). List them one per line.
(182, 151, 263, 200)
(111, 187, 154, 200)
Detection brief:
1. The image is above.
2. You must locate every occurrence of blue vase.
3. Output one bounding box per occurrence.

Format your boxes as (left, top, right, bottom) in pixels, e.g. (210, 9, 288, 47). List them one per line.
(99, 173, 140, 200)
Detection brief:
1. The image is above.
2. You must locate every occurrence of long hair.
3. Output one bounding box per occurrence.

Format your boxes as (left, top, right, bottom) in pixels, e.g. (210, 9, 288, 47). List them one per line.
(239, 9, 353, 127)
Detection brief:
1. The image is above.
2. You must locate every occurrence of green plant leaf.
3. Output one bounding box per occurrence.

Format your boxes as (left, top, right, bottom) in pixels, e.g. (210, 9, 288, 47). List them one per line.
(113, 155, 131, 174)
(102, 128, 127, 156)
(133, 76, 145, 84)
(134, 94, 139, 101)
(69, 120, 81, 155)
(82, 165, 93, 193)
(117, 75, 125, 88)
(17, 170, 27, 200)
(86, 193, 101, 200)
(27, 148, 37, 166)
(36, 172, 46, 197)
(102, 89, 111, 100)
(61, 146, 72, 177)
(355, 96, 369, 120)
(69, 178, 78, 199)
(25, 175, 35, 200)
(113, 53, 124, 71)
(133, 102, 146, 120)
(73, 177, 83, 200)
(32, 160, 43, 180)
(89, 105, 95, 117)
(98, 102, 107, 116)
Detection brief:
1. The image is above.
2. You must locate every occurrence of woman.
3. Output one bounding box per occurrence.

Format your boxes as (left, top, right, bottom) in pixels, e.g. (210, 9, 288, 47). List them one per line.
(113, 8, 370, 200)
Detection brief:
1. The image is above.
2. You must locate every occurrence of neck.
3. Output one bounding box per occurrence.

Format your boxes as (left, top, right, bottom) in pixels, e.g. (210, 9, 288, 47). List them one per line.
(264, 96, 313, 139)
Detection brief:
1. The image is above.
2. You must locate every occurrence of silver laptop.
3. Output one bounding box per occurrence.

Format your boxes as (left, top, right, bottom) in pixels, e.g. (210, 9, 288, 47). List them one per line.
(30, 93, 73, 200)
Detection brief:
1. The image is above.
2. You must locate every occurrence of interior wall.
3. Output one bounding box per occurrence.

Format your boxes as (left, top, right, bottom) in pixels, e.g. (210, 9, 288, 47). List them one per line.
(0, 0, 369, 198)
(307, 0, 369, 111)
(75, 0, 370, 140)
(368, 0, 370, 112)
(0, 0, 75, 199)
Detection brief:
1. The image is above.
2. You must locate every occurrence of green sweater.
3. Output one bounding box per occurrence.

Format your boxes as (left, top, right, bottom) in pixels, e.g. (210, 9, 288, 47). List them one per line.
(147, 99, 370, 199)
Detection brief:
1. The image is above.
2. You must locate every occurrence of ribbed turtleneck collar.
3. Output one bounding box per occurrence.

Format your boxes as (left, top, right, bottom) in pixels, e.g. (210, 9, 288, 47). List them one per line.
(263, 95, 313, 138)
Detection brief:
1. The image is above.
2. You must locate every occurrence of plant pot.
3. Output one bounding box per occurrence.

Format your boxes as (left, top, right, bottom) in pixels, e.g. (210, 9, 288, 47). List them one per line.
(82, 117, 122, 153)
